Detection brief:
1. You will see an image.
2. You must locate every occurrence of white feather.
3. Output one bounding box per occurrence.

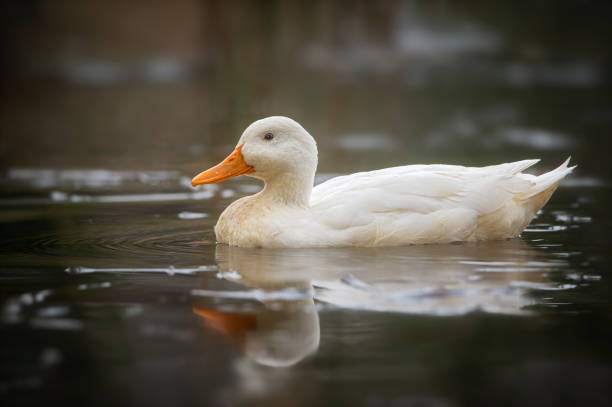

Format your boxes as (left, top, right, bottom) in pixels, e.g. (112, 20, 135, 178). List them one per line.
(203, 117, 574, 248)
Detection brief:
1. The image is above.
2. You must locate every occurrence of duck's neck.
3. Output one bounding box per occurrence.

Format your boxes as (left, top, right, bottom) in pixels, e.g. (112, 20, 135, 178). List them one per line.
(259, 172, 314, 207)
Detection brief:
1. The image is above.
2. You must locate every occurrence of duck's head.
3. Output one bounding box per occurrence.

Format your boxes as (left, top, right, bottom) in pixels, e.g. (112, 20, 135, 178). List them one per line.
(191, 116, 317, 186)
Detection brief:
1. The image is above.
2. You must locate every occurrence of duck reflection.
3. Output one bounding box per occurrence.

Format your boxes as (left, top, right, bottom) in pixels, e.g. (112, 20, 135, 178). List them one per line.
(193, 240, 568, 367)
(193, 246, 321, 367)
(193, 288, 319, 368)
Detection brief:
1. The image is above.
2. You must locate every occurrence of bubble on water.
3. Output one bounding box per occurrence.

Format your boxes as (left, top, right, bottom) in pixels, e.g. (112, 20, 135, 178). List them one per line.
(37, 306, 69, 318)
(77, 282, 112, 290)
(65, 265, 217, 275)
(65, 266, 86, 274)
(396, 25, 501, 56)
(460, 261, 516, 266)
(191, 287, 313, 302)
(221, 189, 236, 198)
(35, 290, 52, 303)
(30, 318, 84, 331)
(20, 189, 220, 206)
(552, 252, 582, 258)
(8, 168, 184, 188)
(20, 293, 34, 305)
(178, 211, 209, 220)
(2, 300, 22, 324)
(553, 213, 592, 224)
(509, 281, 577, 291)
(145, 57, 188, 83)
(40, 347, 63, 367)
(50, 191, 68, 201)
(524, 225, 567, 232)
(216, 269, 243, 280)
(498, 128, 575, 150)
(562, 177, 608, 188)
(237, 184, 262, 194)
(124, 305, 144, 318)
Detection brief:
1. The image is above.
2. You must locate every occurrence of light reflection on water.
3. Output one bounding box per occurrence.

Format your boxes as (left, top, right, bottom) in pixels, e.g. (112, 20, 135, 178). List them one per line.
(2, 224, 589, 369)
(187, 241, 575, 368)
(0, 175, 609, 405)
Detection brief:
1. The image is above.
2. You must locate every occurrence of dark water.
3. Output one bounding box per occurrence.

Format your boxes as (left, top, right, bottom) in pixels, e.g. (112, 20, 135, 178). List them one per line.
(2, 2, 612, 406)
(1, 179, 611, 406)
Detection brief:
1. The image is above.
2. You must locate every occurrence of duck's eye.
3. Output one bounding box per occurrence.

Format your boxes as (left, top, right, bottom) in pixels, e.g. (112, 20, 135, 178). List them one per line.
(264, 133, 274, 141)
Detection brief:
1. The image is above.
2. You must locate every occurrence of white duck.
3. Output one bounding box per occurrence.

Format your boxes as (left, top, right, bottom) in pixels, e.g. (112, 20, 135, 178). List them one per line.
(191, 116, 574, 248)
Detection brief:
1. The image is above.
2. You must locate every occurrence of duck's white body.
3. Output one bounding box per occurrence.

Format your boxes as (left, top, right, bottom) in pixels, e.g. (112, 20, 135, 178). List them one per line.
(192, 116, 574, 248)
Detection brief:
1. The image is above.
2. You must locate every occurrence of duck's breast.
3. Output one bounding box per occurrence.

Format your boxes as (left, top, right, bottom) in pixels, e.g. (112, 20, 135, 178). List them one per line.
(216, 196, 317, 247)
(215, 196, 269, 247)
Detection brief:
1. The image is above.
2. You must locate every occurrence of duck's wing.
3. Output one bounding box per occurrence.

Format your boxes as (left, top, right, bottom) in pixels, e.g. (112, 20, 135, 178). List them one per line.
(310, 160, 540, 232)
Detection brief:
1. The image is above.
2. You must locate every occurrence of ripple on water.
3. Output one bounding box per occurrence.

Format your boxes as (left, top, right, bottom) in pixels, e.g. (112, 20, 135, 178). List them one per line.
(524, 225, 567, 232)
(6, 216, 216, 268)
(0, 167, 225, 207)
(65, 265, 217, 275)
(553, 211, 592, 224)
(191, 287, 314, 302)
(5, 168, 184, 189)
(50, 189, 216, 204)
(509, 281, 577, 291)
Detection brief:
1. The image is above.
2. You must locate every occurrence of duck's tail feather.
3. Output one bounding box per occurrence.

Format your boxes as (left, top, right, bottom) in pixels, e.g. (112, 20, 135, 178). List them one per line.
(520, 157, 575, 201)
(507, 158, 541, 175)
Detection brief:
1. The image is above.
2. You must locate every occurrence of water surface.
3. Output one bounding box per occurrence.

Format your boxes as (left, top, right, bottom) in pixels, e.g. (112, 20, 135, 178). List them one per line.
(1, 171, 610, 406)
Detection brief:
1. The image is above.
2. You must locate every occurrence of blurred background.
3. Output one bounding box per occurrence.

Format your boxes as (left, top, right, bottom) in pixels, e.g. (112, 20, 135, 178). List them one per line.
(2, 0, 612, 177)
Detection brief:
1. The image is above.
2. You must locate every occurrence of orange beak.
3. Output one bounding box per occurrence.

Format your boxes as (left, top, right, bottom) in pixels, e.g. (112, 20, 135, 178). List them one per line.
(191, 144, 254, 186)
